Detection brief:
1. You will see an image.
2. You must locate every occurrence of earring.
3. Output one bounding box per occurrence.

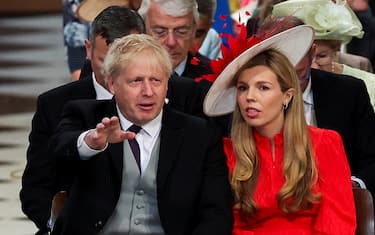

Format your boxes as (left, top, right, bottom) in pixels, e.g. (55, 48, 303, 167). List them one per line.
(283, 103, 289, 110)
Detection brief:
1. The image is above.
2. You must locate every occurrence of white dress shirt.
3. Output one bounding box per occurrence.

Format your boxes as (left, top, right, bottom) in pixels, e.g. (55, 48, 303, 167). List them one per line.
(117, 106, 162, 173)
(77, 105, 162, 174)
(302, 78, 316, 126)
(174, 57, 187, 76)
(92, 73, 113, 100)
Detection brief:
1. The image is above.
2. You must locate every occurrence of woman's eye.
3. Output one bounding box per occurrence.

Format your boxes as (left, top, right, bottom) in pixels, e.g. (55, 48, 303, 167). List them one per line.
(237, 85, 247, 91)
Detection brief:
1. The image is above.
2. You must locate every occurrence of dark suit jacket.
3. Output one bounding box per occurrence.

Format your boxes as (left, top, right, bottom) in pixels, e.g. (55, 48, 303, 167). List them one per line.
(20, 62, 212, 234)
(50, 99, 233, 235)
(182, 52, 212, 80)
(20, 76, 96, 234)
(347, 12, 375, 69)
(311, 68, 375, 194)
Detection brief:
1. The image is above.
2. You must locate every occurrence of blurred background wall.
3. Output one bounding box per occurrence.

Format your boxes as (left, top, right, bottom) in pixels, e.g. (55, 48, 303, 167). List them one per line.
(0, 0, 61, 14)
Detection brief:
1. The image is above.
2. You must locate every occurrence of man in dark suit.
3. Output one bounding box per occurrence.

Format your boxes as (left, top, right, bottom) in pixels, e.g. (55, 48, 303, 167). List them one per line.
(139, 0, 213, 80)
(20, 7, 146, 235)
(50, 33, 232, 235)
(295, 48, 375, 196)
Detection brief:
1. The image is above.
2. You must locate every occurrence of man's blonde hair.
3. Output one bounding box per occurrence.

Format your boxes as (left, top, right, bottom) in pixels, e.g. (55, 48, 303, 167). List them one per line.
(103, 33, 173, 80)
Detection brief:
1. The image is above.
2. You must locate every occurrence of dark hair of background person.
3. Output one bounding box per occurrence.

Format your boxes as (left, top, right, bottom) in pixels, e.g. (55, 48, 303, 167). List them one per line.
(246, 0, 286, 37)
(90, 5, 146, 47)
(256, 15, 304, 38)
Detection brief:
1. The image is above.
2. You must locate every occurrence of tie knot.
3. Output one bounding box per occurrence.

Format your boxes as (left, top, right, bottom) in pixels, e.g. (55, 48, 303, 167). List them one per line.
(128, 124, 142, 134)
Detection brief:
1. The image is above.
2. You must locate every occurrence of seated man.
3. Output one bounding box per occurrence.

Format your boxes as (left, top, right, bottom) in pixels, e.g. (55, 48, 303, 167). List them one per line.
(20, 7, 146, 235)
(49, 34, 233, 235)
(139, 0, 212, 80)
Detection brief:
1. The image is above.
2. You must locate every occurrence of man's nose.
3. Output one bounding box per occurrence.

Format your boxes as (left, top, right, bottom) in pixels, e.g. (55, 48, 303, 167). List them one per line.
(141, 81, 153, 96)
(164, 31, 177, 47)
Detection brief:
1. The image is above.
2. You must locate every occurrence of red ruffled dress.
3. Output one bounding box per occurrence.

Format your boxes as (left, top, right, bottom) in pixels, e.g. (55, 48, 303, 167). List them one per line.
(223, 126, 356, 235)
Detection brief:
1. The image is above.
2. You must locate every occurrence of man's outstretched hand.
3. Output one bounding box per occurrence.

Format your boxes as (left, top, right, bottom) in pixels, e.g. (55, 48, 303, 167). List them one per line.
(84, 116, 136, 150)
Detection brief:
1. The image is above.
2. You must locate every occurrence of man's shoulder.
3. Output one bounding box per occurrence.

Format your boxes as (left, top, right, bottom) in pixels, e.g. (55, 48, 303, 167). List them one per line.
(38, 78, 94, 102)
(311, 68, 367, 90)
(164, 106, 207, 126)
(64, 98, 112, 111)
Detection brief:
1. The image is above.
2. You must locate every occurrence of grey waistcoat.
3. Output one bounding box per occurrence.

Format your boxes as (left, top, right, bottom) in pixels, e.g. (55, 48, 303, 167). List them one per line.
(100, 136, 165, 235)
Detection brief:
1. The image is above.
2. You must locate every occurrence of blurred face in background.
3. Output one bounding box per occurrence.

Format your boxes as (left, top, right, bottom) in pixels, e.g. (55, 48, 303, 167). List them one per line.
(85, 36, 109, 89)
(347, 0, 369, 12)
(311, 40, 337, 72)
(295, 50, 313, 92)
(192, 15, 212, 51)
(145, 2, 196, 69)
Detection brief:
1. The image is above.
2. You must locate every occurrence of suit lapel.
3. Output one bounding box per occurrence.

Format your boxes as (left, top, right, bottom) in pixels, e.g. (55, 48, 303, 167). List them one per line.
(72, 73, 97, 99)
(157, 107, 185, 192)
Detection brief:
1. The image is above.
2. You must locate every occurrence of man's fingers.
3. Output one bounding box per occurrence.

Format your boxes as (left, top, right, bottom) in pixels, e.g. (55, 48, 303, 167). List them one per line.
(121, 131, 136, 140)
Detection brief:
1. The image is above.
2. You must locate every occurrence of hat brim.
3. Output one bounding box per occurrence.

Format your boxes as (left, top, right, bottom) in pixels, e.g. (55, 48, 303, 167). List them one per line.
(203, 25, 314, 116)
(77, 0, 130, 22)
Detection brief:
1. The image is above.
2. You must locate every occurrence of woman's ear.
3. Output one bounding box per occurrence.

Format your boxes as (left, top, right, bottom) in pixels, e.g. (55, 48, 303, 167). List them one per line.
(283, 88, 295, 105)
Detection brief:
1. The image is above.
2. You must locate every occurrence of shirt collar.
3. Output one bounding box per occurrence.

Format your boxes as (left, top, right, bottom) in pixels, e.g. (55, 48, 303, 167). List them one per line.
(174, 56, 188, 76)
(116, 105, 163, 139)
(302, 77, 313, 106)
(92, 73, 113, 100)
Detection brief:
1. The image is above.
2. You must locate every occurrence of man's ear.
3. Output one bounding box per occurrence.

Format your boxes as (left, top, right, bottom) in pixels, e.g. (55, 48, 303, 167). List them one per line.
(107, 76, 116, 95)
(85, 39, 92, 60)
(130, 0, 142, 10)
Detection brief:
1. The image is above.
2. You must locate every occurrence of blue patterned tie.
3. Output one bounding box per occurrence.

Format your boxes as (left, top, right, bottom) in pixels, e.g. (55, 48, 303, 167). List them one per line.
(127, 124, 142, 172)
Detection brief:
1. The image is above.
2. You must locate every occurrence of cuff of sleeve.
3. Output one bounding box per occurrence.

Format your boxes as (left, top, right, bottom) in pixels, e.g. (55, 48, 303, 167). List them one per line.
(77, 130, 108, 160)
(351, 176, 367, 189)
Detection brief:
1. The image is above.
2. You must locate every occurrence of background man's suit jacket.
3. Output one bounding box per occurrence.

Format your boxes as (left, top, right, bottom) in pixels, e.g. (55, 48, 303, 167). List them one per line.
(311, 68, 375, 194)
(20, 61, 210, 234)
(20, 76, 96, 234)
(50, 99, 233, 235)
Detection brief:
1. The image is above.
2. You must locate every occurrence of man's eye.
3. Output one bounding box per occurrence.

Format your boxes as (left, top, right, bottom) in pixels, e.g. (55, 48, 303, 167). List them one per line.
(175, 29, 189, 37)
(151, 78, 161, 83)
(152, 28, 167, 36)
(195, 29, 206, 38)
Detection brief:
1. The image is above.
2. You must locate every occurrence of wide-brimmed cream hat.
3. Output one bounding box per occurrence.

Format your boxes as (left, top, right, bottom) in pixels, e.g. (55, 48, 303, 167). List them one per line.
(203, 25, 314, 116)
(272, 0, 363, 44)
(77, 0, 131, 22)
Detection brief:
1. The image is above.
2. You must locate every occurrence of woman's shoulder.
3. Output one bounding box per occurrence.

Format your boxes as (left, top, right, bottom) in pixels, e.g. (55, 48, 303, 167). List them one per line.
(307, 126, 348, 164)
(308, 126, 342, 144)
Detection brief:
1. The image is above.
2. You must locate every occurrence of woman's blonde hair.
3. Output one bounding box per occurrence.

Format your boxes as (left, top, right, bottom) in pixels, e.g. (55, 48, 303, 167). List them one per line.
(230, 49, 321, 216)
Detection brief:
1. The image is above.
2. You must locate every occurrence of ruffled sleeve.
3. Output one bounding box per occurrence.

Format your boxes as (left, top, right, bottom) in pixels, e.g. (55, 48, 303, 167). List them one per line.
(223, 137, 236, 175)
(310, 127, 356, 235)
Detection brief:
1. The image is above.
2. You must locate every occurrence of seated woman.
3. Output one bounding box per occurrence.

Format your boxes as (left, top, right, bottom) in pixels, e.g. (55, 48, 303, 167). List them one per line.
(203, 25, 356, 234)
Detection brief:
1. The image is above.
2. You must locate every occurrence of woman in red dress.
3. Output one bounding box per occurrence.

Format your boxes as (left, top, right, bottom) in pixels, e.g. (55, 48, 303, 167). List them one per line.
(203, 25, 356, 234)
